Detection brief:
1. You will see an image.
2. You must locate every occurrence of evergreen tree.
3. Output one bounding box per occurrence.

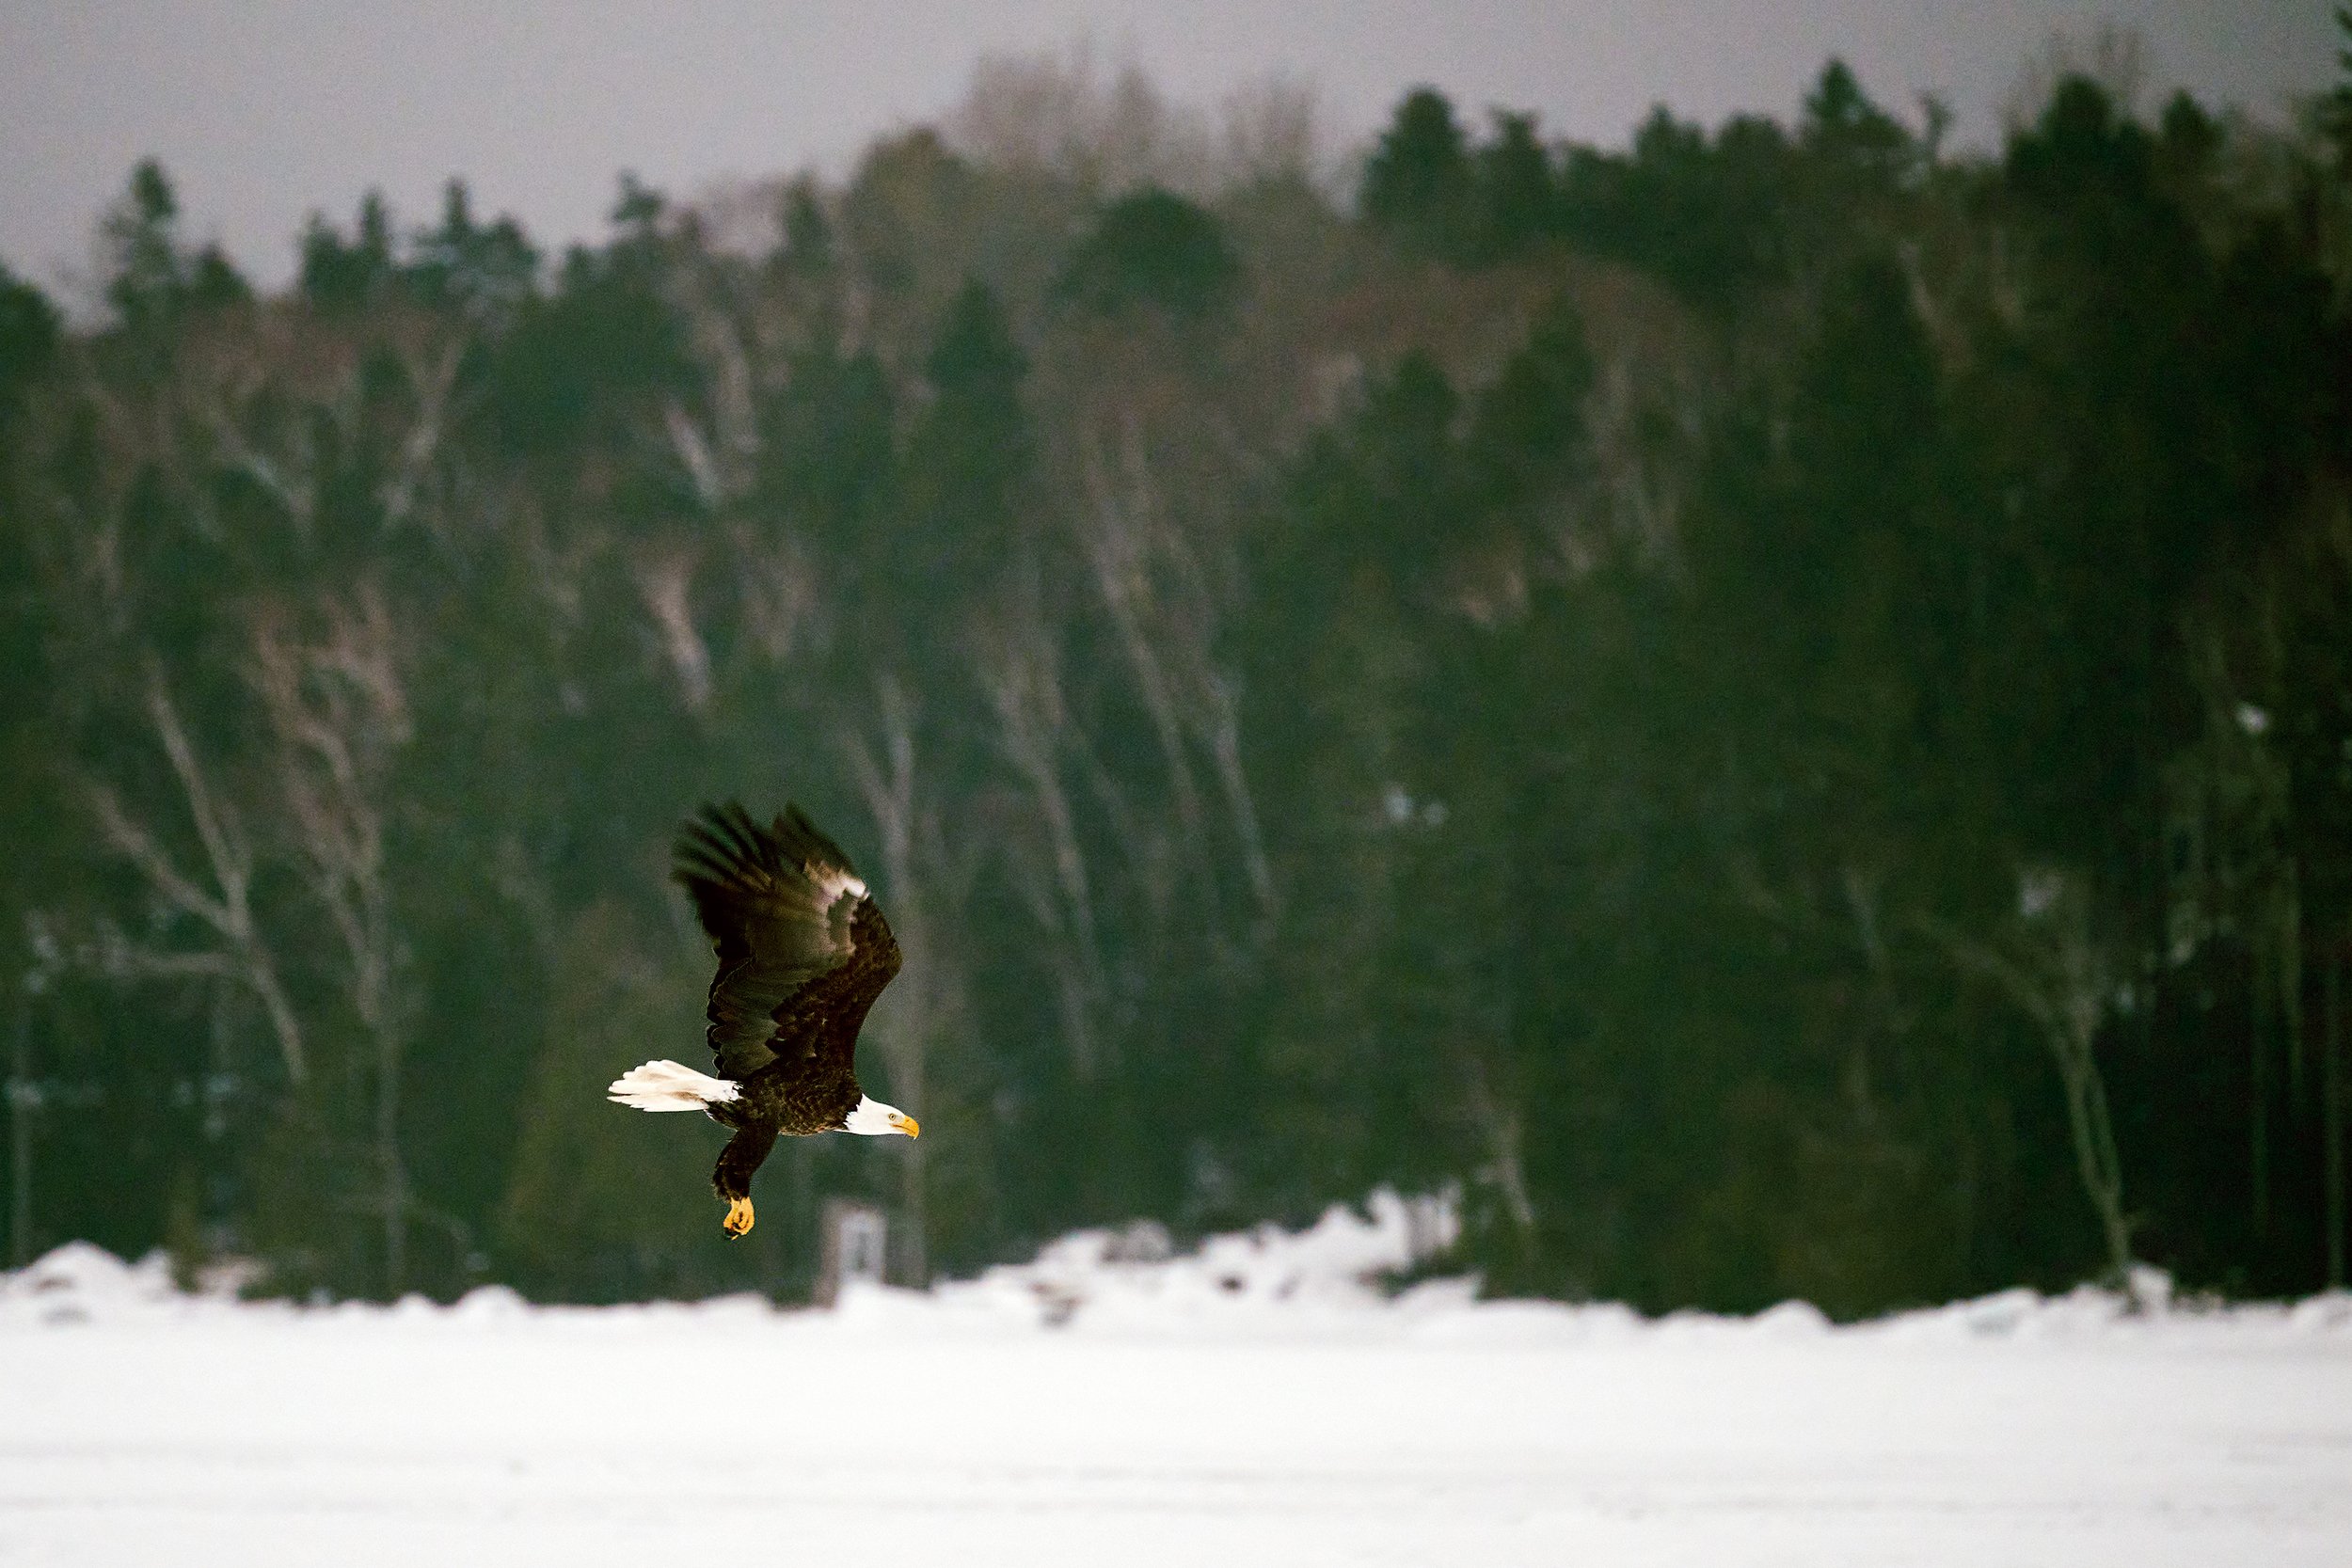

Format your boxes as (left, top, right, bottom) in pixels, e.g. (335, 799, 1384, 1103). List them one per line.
(0, 263, 59, 414)
(1057, 187, 1241, 321)
(299, 191, 397, 313)
(407, 179, 539, 324)
(888, 277, 1030, 623)
(1471, 111, 1557, 259)
(1361, 87, 1473, 256)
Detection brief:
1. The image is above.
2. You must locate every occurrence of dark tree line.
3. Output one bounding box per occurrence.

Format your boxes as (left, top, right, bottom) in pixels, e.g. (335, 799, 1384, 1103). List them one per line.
(4, 43, 2350, 1313)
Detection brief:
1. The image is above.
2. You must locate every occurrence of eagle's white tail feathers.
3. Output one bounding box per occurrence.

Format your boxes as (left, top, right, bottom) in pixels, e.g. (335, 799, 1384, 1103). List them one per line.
(607, 1059, 740, 1112)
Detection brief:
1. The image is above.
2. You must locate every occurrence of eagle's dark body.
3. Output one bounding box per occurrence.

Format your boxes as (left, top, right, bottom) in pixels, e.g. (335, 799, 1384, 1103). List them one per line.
(668, 802, 904, 1212)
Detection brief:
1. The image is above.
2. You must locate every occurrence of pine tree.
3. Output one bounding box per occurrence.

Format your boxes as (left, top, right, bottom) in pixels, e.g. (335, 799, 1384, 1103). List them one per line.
(1362, 88, 1473, 256)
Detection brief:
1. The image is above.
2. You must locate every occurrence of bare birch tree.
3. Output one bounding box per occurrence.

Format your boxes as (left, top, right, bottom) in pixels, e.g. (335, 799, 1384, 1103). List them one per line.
(1925, 871, 2137, 1297)
(633, 547, 712, 712)
(376, 334, 465, 536)
(841, 674, 972, 1286)
(87, 658, 307, 1085)
(973, 594, 1106, 1076)
(1078, 417, 1276, 937)
(250, 584, 415, 1292)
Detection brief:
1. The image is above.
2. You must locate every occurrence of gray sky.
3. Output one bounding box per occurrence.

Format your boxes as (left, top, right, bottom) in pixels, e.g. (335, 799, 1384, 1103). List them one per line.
(0, 2, 2336, 296)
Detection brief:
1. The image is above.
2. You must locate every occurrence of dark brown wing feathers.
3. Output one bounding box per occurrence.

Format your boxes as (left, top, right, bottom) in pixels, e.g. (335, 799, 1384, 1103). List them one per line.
(673, 801, 902, 1082)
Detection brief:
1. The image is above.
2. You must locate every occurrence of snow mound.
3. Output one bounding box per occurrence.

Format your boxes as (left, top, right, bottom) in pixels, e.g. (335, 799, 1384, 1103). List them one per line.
(8, 1193, 2352, 1345)
(0, 1241, 183, 1326)
(910, 1188, 1465, 1335)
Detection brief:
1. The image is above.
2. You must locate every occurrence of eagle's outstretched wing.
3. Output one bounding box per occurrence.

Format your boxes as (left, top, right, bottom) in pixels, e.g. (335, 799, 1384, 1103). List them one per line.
(672, 801, 902, 1081)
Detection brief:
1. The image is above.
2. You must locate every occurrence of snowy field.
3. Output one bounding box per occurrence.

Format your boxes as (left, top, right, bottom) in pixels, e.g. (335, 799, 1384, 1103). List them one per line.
(5, 1195, 2351, 1568)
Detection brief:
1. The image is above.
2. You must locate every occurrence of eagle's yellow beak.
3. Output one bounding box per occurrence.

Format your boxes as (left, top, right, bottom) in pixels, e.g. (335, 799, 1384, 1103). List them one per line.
(891, 1111, 920, 1138)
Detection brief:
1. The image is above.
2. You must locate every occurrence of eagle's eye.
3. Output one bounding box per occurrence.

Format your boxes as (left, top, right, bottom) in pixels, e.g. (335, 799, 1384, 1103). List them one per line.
(845, 1095, 916, 1136)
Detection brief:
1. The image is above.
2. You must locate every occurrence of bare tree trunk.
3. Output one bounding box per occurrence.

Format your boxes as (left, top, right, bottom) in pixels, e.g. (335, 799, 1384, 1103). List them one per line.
(89, 661, 307, 1084)
(1082, 427, 1205, 849)
(2260, 582, 2302, 1106)
(379, 1035, 405, 1291)
(844, 675, 931, 1287)
(1460, 1049, 1536, 1252)
(8, 997, 31, 1270)
(252, 586, 413, 1294)
(2244, 825, 2298, 1246)
(2188, 621, 2298, 1243)
(2281, 863, 2305, 1100)
(663, 401, 727, 510)
(1925, 884, 2137, 1298)
(1202, 669, 1277, 933)
(2058, 991, 2133, 1294)
(1075, 420, 1273, 948)
(378, 338, 462, 532)
(976, 608, 1108, 1075)
(1839, 862, 1897, 1116)
(2328, 942, 2345, 1291)
(2253, 953, 2271, 1240)
(634, 549, 712, 712)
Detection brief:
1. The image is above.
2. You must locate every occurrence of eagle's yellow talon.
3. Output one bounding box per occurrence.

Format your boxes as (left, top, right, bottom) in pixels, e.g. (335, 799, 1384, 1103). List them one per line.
(722, 1196, 755, 1239)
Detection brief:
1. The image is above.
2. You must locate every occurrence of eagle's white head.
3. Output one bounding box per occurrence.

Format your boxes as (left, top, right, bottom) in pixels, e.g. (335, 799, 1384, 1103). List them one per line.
(844, 1095, 920, 1137)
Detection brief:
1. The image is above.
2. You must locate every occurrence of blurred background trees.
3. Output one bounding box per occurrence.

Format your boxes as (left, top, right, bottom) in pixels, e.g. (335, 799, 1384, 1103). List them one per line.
(4, 45, 2350, 1312)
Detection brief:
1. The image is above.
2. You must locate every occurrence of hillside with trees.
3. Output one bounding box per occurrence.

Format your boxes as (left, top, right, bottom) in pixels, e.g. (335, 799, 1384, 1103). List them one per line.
(4, 44, 2350, 1314)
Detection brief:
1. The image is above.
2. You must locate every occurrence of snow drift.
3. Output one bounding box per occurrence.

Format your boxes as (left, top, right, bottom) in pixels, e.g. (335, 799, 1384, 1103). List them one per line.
(8, 1187, 2351, 1344)
(7, 1195, 2352, 1567)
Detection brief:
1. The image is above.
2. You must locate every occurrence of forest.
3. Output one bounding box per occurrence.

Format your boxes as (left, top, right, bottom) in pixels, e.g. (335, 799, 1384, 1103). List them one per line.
(3, 39, 2350, 1316)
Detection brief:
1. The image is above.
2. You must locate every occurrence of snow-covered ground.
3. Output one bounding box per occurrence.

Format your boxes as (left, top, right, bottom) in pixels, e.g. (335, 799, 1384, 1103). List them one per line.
(5, 1193, 2350, 1567)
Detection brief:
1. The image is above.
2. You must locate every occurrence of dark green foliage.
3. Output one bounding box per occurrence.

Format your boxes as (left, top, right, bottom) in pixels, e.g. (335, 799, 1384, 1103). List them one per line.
(406, 180, 539, 324)
(299, 192, 398, 313)
(1362, 93, 1572, 266)
(779, 182, 835, 277)
(6, 59, 2350, 1313)
(0, 263, 59, 412)
(1799, 59, 1912, 186)
(99, 160, 252, 334)
(2326, 8, 2352, 173)
(1361, 87, 1474, 255)
(886, 278, 1029, 616)
(485, 183, 691, 459)
(103, 159, 185, 329)
(183, 248, 252, 311)
(761, 344, 894, 556)
(1464, 296, 1595, 513)
(1057, 188, 1241, 320)
(1561, 108, 1798, 308)
(1471, 112, 1559, 259)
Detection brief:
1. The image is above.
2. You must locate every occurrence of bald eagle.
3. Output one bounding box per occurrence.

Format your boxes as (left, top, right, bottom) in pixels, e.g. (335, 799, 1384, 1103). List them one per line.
(607, 802, 914, 1238)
